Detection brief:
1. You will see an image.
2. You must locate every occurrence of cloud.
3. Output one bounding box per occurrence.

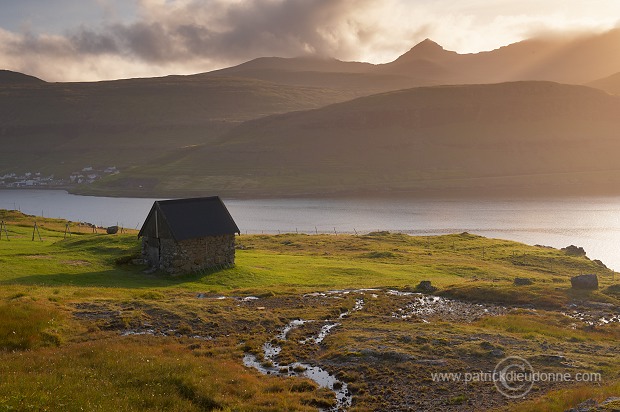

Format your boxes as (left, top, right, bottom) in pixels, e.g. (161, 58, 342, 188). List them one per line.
(0, 0, 619, 81)
(1, 0, 398, 80)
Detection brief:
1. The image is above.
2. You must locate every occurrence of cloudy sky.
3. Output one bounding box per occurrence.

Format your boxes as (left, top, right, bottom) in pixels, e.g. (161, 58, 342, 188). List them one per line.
(1, 0, 619, 82)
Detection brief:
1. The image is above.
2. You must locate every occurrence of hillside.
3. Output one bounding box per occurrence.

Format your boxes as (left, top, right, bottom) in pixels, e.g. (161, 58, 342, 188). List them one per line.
(0, 70, 44, 85)
(0, 74, 361, 177)
(0, 212, 619, 411)
(3, 30, 620, 193)
(91, 81, 620, 197)
(588, 72, 620, 95)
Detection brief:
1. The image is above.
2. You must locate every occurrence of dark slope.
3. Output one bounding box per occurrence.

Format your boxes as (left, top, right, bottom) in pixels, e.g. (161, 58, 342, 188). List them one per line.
(0, 73, 361, 175)
(0, 70, 45, 85)
(94, 81, 620, 197)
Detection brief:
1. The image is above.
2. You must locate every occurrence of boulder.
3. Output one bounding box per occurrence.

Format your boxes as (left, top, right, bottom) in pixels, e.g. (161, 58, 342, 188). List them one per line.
(106, 225, 119, 234)
(562, 245, 586, 257)
(565, 398, 596, 412)
(593, 259, 608, 269)
(514, 277, 533, 286)
(570, 274, 598, 290)
(415, 280, 437, 293)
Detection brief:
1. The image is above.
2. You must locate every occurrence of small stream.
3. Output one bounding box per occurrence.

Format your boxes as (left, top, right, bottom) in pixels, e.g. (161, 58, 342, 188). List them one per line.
(243, 297, 368, 410)
(241, 289, 517, 410)
(243, 318, 352, 411)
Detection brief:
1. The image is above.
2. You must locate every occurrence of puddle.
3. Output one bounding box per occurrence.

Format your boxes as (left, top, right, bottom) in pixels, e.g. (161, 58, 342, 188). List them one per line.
(196, 294, 259, 302)
(563, 311, 620, 326)
(391, 294, 506, 322)
(304, 289, 379, 298)
(121, 329, 164, 337)
(196, 294, 227, 299)
(387, 289, 416, 296)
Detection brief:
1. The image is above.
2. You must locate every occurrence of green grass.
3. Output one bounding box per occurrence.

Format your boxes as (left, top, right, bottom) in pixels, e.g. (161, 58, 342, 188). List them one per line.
(0, 301, 62, 351)
(0, 215, 616, 302)
(0, 337, 325, 411)
(477, 312, 619, 341)
(1, 211, 619, 411)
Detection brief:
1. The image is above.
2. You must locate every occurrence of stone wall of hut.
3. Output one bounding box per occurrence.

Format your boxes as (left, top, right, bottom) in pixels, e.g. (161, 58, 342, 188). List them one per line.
(142, 234, 236, 274)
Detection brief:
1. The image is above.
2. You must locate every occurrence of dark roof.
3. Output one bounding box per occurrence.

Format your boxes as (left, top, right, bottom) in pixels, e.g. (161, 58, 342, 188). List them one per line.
(138, 196, 240, 241)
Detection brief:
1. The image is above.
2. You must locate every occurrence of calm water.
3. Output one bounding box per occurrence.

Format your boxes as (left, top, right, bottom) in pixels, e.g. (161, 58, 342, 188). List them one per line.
(2, 189, 620, 270)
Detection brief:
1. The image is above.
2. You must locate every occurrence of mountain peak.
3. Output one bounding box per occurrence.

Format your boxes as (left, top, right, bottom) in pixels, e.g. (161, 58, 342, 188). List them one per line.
(394, 38, 455, 63)
(411, 38, 445, 53)
(417, 38, 443, 48)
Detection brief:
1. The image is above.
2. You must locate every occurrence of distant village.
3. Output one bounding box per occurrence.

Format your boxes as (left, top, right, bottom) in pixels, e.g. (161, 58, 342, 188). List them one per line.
(0, 166, 119, 188)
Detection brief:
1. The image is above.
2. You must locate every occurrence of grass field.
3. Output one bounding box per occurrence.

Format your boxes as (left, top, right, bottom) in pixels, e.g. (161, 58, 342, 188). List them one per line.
(0, 209, 619, 411)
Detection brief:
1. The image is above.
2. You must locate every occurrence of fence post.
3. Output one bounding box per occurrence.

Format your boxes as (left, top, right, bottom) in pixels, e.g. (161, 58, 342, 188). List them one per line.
(32, 221, 42, 242)
(0, 221, 9, 241)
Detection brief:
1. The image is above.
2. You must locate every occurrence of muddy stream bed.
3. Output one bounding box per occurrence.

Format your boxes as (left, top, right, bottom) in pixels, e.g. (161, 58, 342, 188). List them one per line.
(73, 289, 620, 411)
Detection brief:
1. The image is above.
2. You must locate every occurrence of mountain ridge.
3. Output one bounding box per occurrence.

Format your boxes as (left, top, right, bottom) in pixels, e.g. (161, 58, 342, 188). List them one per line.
(588, 71, 620, 95)
(207, 29, 620, 88)
(89, 81, 620, 198)
(5, 29, 620, 88)
(3, 30, 620, 198)
(0, 70, 45, 85)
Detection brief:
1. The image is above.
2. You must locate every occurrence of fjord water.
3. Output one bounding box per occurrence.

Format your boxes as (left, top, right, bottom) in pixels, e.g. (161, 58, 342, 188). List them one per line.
(2, 189, 620, 270)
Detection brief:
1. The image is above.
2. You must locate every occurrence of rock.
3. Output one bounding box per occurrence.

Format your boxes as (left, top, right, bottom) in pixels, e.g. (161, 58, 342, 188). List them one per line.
(416, 359, 447, 366)
(565, 398, 597, 412)
(514, 277, 534, 286)
(534, 354, 570, 365)
(562, 245, 587, 257)
(571, 274, 599, 290)
(106, 225, 119, 234)
(593, 259, 608, 269)
(415, 280, 438, 293)
(599, 397, 620, 409)
(564, 397, 620, 412)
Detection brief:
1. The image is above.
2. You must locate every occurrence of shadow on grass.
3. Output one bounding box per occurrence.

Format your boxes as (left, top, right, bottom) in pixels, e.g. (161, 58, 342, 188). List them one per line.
(0, 266, 234, 289)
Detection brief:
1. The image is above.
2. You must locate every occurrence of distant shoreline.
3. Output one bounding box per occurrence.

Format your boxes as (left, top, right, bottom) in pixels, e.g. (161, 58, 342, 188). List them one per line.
(67, 185, 620, 201)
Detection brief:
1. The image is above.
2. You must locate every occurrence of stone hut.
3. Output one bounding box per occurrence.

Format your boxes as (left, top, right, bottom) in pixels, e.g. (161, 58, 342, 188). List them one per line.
(138, 196, 240, 274)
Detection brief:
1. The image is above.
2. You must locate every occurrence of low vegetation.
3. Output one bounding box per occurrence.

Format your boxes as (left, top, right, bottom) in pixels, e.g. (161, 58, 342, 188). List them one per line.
(0, 210, 618, 411)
